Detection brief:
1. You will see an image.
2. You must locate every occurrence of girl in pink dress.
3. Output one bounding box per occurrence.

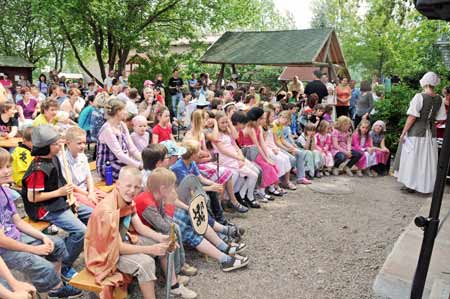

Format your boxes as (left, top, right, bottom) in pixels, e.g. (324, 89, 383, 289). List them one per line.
(240, 107, 279, 194)
(315, 120, 334, 175)
(185, 110, 248, 210)
(261, 106, 295, 191)
(352, 119, 377, 176)
(130, 115, 150, 151)
(213, 111, 260, 211)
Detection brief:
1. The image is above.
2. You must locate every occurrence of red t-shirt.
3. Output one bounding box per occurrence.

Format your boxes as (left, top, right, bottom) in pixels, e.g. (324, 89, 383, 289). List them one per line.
(134, 191, 175, 227)
(152, 123, 172, 143)
(24, 170, 48, 219)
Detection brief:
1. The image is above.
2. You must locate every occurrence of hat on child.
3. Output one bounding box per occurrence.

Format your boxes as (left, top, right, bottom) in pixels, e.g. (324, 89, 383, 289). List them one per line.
(32, 125, 60, 148)
(144, 80, 155, 87)
(246, 107, 264, 121)
(196, 94, 209, 108)
(161, 140, 187, 157)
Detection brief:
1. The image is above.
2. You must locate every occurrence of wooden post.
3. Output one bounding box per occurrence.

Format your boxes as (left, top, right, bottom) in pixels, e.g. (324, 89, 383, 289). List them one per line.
(231, 64, 237, 75)
(216, 64, 225, 90)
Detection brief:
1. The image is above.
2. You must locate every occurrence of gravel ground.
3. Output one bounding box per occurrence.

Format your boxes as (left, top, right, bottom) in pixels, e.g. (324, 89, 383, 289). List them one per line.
(18, 174, 428, 298)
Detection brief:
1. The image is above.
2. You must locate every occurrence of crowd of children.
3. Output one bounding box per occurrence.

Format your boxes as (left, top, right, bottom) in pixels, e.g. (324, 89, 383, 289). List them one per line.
(0, 70, 393, 299)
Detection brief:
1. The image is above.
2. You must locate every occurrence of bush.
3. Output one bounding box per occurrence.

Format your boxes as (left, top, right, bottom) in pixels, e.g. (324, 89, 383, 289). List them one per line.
(372, 84, 417, 152)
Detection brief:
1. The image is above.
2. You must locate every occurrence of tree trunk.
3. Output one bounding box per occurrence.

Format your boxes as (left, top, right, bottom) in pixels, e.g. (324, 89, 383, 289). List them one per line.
(117, 47, 130, 77)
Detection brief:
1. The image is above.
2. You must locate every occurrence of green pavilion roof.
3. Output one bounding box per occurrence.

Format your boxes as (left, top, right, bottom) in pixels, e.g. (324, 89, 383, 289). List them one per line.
(0, 56, 34, 68)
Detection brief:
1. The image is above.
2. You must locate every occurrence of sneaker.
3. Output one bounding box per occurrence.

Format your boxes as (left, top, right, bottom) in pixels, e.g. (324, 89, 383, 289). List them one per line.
(324, 170, 330, 176)
(61, 266, 78, 282)
(356, 170, 363, 177)
(332, 168, 339, 176)
(181, 263, 198, 276)
(221, 256, 250, 272)
(365, 169, 373, 177)
(170, 284, 197, 299)
(44, 224, 59, 235)
(338, 160, 349, 171)
(345, 167, 354, 177)
(177, 275, 190, 286)
(296, 178, 312, 185)
(371, 169, 379, 177)
(48, 284, 82, 299)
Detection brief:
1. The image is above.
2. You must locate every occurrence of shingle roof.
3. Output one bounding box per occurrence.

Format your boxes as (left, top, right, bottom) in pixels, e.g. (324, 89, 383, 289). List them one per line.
(0, 56, 34, 68)
(200, 29, 336, 66)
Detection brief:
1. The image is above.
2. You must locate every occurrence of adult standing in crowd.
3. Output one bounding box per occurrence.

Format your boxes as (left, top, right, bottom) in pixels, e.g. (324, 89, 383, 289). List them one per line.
(394, 72, 447, 193)
(169, 68, 184, 114)
(103, 70, 115, 92)
(349, 79, 359, 120)
(335, 77, 352, 118)
(37, 74, 49, 96)
(304, 70, 328, 102)
(288, 76, 304, 100)
(354, 81, 374, 127)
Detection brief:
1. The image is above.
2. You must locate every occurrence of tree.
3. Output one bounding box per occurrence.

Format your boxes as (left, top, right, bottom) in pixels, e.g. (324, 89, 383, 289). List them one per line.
(37, 0, 290, 86)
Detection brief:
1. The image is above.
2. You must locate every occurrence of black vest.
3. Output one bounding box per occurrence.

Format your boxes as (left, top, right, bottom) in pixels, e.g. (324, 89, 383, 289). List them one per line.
(21, 157, 69, 220)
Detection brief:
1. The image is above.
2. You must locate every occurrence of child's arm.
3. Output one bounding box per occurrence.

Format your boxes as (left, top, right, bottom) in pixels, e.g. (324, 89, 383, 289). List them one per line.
(7, 126, 18, 138)
(380, 137, 390, 152)
(227, 118, 239, 140)
(247, 128, 272, 164)
(152, 132, 159, 144)
(131, 214, 167, 243)
(25, 170, 71, 203)
(0, 256, 36, 299)
(142, 206, 171, 234)
(205, 119, 219, 142)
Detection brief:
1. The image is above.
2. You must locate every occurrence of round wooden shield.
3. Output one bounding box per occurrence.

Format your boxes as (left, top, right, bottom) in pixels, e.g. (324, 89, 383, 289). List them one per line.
(189, 194, 208, 235)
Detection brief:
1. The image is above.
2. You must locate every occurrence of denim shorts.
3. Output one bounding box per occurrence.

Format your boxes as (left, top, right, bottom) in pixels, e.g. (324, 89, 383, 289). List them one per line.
(0, 234, 65, 292)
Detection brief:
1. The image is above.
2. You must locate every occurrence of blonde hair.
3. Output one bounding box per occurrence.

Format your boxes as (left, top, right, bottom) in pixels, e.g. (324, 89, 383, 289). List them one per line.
(118, 166, 142, 181)
(147, 167, 176, 192)
(0, 148, 11, 169)
(105, 96, 125, 118)
(181, 139, 200, 159)
(132, 115, 147, 126)
(334, 116, 353, 132)
(279, 110, 291, 125)
(190, 110, 204, 141)
(65, 126, 86, 141)
(317, 120, 330, 134)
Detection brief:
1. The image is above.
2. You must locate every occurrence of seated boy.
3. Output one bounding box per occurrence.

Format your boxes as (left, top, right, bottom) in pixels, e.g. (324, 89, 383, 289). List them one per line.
(0, 147, 81, 298)
(58, 126, 105, 208)
(21, 124, 93, 280)
(11, 126, 33, 187)
(85, 166, 197, 299)
(138, 166, 249, 273)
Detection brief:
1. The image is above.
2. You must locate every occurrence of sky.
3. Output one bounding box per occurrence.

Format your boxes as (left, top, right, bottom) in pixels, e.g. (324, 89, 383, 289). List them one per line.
(273, 0, 314, 29)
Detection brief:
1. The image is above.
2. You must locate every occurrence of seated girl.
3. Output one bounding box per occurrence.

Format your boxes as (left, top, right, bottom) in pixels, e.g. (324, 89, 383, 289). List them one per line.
(239, 107, 280, 200)
(331, 116, 362, 176)
(185, 110, 245, 209)
(352, 119, 377, 177)
(370, 120, 390, 176)
(97, 97, 142, 180)
(151, 107, 174, 144)
(0, 102, 18, 139)
(213, 111, 261, 212)
(261, 105, 295, 191)
(297, 123, 324, 178)
(16, 87, 38, 122)
(315, 120, 334, 175)
(131, 115, 150, 151)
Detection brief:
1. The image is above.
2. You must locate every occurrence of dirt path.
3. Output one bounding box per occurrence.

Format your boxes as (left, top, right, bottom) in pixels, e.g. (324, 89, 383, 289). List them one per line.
(157, 175, 424, 299)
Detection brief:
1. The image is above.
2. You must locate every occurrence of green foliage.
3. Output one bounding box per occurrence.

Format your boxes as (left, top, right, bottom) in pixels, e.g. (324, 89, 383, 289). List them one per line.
(372, 84, 417, 152)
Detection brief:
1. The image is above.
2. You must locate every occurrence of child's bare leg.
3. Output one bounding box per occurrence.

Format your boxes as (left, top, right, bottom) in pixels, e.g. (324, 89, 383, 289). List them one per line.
(139, 281, 156, 299)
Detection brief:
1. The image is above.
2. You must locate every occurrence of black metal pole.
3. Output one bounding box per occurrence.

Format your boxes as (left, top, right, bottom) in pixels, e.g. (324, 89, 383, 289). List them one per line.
(410, 107, 450, 298)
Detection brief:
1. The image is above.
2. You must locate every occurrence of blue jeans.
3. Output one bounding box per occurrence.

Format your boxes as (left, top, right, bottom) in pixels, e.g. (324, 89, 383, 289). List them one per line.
(42, 204, 92, 267)
(334, 150, 363, 168)
(0, 234, 65, 292)
(284, 150, 306, 179)
(171, 92, 183, 114)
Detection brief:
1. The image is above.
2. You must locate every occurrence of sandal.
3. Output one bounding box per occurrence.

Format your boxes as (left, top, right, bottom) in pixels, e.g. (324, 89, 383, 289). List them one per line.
(231, 202, 249, 213)
(267, 189, 282, 197)
(221, 256, 249, 272)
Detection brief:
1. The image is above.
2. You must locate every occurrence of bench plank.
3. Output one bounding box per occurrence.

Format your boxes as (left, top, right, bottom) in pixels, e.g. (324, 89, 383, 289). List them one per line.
(69, 269, 127, 299)
(89, 161, 96, 171)
(95, 181, 115, 193)
(22, 216, 50, 231)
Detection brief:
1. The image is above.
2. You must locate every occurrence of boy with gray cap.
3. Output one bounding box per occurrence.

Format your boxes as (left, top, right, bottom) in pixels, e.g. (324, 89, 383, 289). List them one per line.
(21, 124, 93, 282)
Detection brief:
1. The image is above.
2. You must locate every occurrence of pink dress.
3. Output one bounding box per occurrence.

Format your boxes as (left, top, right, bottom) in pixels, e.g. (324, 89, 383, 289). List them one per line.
(240, 127, 279, 187)
(315, 133, 334, 167)
(352, 132, 377, 169)
(331, 129, 351, 156)
(131, 131, 150, 152)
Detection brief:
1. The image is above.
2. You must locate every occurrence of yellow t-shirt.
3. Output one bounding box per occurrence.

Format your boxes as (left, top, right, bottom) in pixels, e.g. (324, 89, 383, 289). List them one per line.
(272, 122, 284, 143)
(32, 114, 58, 127)
(11, 144, 33, 187)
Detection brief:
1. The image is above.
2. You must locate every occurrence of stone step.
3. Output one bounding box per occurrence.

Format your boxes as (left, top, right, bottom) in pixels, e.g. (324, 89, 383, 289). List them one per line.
(373, 196, 450, 299)
(429, 278, 450, 299)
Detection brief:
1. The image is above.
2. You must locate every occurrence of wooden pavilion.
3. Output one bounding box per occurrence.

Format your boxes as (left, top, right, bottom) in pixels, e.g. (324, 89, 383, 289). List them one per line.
(200, 28, 349, 88)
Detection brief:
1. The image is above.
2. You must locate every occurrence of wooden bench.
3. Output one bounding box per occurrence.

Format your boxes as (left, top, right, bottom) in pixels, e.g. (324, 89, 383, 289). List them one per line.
(69, 269, 127, 299)
(95, 180, 115, 193)
(22, 216, 51, 231)
(89, 161, 96, 171)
